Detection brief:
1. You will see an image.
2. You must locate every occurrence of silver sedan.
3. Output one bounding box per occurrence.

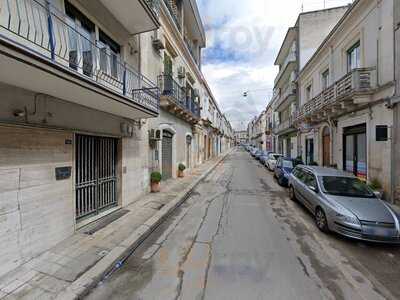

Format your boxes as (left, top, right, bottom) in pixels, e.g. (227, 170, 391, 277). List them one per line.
(288, 166, 400, 243)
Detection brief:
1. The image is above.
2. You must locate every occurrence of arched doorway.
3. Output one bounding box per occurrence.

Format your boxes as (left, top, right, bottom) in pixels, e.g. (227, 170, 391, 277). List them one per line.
(322, 126, 331, 167)
(162, 130, 174, 180)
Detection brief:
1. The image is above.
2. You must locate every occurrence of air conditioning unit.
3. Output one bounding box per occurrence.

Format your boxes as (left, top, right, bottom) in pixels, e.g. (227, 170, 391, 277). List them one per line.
(149, 129, 161, 140)
(178, 66, 186, 79)
(152, 30, 165, 51)
(152, 39, 165, 51)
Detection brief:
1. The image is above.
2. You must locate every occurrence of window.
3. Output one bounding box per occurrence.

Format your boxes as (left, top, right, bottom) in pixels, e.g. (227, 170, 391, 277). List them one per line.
(321, 69, 330, 90)
(65, 1, 95, 76)
(304, 173, 317, 190)
(322, 176, 375, 198)
(294, 168, 306, 182)
(305, 84, 312, 101)
(376, 125, 388, 141)
(98, 30, 121, 79)
(347, 41, 360, 71)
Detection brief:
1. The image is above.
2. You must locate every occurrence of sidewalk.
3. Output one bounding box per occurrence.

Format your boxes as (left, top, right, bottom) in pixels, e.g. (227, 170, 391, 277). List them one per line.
(0, 153, 230, 300)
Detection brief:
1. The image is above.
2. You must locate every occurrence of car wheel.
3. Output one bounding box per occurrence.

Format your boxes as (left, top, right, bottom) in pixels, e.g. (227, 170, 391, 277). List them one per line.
(315, 207, 329, 233)
(277, 176, 283, 186)
(289, 186, 297, 201)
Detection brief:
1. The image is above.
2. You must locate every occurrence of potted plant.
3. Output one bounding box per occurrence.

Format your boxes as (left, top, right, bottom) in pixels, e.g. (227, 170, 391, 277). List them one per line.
(178, 163, 186, 178)
(368, 178, 384, 198)
(150, 171, 162, 193)
(294, 156, 304, 166)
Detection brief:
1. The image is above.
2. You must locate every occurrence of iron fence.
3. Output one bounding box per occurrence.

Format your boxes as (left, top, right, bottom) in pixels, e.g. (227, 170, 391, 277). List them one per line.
(158, 74, 200, 118)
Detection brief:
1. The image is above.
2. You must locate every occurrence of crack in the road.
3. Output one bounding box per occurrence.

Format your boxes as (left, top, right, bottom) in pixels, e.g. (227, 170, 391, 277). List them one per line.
(174, 164, 235, 300)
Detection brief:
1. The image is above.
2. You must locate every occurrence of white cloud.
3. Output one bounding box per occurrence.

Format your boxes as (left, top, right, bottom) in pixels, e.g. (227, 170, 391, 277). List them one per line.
(198, 0, 352, 130)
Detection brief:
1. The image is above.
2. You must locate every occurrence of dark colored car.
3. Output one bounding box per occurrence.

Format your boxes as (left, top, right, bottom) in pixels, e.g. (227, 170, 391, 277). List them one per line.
(274, 157, 295, 186)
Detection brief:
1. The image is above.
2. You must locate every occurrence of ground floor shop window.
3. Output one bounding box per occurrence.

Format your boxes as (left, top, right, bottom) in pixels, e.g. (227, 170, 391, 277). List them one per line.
(343, 124, 367, 181)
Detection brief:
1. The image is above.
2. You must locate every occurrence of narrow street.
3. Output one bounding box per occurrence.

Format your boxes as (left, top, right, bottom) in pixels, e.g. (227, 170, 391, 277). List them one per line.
(86, 149, 400, 300)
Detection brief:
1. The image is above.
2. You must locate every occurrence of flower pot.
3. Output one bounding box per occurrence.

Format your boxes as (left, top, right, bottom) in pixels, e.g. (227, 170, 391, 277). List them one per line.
(178, 170, 185, 178)
(151, 181, 160, 193)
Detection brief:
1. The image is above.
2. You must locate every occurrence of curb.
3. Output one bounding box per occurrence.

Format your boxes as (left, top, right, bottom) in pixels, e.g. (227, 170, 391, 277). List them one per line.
(57, 151, 231, 300)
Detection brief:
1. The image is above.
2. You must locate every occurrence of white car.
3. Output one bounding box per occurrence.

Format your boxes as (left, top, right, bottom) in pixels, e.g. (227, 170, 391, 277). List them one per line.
(265, 153, 283, 171)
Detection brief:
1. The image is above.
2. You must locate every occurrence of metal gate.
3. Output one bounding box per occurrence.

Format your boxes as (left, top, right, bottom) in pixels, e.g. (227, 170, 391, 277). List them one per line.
(75, 134, 118, 221)
(162, 131, 173, 180)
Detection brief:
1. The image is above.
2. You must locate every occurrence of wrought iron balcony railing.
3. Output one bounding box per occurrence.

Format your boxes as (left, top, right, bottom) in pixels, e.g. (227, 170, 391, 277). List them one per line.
(145, 0, 160, 18)
(158, 74, 200, 118)
(0, 0, 159, 113)
(295, 67, 376, 122)
(163, 0, 181, 31)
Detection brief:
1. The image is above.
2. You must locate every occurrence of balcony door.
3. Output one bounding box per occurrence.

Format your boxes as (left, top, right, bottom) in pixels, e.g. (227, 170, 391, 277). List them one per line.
(65, 2, 95, 77)
(163, 53, 173, 94)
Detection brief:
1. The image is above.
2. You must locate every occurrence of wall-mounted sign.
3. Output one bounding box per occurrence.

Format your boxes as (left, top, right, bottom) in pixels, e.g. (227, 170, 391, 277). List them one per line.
(55, 167, 72, 181)
(65, 139, 73, 145)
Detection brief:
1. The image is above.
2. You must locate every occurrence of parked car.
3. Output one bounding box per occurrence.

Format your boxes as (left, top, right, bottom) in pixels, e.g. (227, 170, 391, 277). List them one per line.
(266, 153, 283, 171)
(250, 147, 258, 156)
(254, 150, 264, 160)
(259, 151, 272, 165)
(274, 157, 295, 186)
(288, 166, 400, 244)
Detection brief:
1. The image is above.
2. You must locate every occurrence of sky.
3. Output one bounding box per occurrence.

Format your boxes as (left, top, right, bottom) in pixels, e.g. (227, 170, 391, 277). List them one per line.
(197, 0, 353, 130)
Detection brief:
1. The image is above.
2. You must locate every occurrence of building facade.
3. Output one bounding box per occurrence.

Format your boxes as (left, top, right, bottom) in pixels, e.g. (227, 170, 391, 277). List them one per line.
(295, 0, 395, 200)
(0, 0, 233, 277)
(272, 6, 348, 159)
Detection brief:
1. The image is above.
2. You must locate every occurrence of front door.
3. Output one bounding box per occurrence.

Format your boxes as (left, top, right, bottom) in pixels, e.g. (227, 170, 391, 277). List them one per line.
(322, 127, 330, 167)
(344, 124, 367, 181)
(162, 131, 173, 180)
(75, 135, 118, 221)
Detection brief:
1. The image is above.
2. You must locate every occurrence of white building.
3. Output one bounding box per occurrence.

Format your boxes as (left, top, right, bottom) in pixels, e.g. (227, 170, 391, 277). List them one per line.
(272, 6, 349, 159)
(295, 0, 395, 199)
(0, 0, 160, 276)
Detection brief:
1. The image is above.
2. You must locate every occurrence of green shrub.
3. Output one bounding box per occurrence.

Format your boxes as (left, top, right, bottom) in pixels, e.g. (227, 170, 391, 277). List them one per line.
(178, 163, 186, 171)
(294, 156, 304, 166)
(368, 178, 382, 190)
(151, 172, 162, 183)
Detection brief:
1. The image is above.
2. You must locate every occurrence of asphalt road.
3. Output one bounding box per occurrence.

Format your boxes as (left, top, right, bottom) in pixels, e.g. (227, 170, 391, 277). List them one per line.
(86, 149, 400, 300)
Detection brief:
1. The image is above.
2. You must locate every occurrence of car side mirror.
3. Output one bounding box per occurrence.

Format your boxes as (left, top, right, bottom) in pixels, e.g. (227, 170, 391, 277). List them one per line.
(373, 191, 382, 198)
(309, 186, 318, 193)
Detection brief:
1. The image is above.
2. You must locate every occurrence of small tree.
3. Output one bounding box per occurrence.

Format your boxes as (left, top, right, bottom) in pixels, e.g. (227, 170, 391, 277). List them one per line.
(178, 163, 186, 172)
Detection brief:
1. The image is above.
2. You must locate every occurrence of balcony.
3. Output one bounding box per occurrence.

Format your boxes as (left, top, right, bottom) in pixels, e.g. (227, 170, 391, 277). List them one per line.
(273, 83, 296, 112)
(0, 0, 159, 119)
(295, 68, 377, 124)
(99, 0, 160, 34)
(158, 74, 200, 124)
(184, 36, 199, 65)
(163, 0, 181, 31)
(274, 50, 296, 87)
(273, 117, 295, 135)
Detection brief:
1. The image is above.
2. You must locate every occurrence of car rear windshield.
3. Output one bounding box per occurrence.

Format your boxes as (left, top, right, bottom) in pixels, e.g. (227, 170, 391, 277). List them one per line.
(322, 176, 375, 198)
(282, 160, 293, 168)
(272, 155, 281, 160)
